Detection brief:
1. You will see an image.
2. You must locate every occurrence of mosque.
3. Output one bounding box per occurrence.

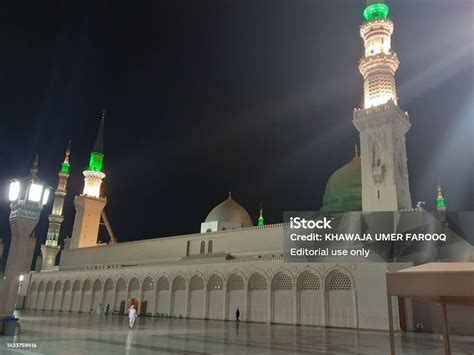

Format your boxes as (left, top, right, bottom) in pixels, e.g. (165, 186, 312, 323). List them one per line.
(20, 1, 474, 334)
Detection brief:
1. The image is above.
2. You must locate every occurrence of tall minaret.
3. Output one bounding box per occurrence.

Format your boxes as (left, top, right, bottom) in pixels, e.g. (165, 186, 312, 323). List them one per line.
(436, 183, 447, 224)
(40, 142, 71, 270)
(70, 112, 106, 249)
(258, 204, 265, 227)
(352, 0, 412, 211)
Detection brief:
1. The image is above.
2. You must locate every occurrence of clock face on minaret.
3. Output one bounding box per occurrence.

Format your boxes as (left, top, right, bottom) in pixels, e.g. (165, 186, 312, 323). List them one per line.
(352, 1, 412, 212)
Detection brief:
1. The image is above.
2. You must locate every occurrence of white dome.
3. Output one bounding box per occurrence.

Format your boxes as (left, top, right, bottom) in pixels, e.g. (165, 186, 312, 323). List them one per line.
(205, 194, 253, 228)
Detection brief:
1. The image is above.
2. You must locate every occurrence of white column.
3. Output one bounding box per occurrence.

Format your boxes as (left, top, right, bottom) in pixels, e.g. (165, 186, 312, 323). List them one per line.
(184, 290, 190, 318)
(293, 288, 298, 324)
(267, 288, 272, 324)
(222, 286, 228, 320)
(168, 291, 174, 316)
(243, 285, 249, 322)
(203, 290, 209, 320)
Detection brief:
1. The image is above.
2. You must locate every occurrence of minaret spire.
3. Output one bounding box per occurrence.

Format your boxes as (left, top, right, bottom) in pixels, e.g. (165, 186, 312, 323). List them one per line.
(30, 154, 39, 177)
(41, 142, 72, 270)
(70, 110, 108, 249)
(258, 203, 265, 227)
(436, 181, 447, 224)
(83, 112, 106, 197)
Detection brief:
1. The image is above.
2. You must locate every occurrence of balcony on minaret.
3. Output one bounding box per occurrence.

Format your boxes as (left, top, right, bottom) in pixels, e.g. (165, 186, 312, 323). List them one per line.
(83, 170, 105, 198)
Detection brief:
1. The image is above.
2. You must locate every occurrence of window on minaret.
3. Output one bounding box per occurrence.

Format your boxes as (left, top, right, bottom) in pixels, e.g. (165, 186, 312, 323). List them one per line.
(200, 241, 205, 254)
(208, 240, 213, 254)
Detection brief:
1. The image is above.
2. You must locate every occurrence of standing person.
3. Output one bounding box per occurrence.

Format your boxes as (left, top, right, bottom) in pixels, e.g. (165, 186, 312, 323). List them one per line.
(235, 308, 240, 322)
(128, 304, 138, 328)
(96, 303, 103, 315)
(105, 304, 110, 315)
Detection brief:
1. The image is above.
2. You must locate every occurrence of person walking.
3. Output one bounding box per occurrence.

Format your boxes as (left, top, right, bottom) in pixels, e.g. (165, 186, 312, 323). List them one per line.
(128, 304, 138, 328)
(96, 303, 103, 315)
(105, 304, 110, 315)
(235, 308, 240, 322)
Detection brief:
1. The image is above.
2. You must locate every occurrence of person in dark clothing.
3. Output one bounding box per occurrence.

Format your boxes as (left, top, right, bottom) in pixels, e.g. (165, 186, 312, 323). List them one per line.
(236, 308, 240, 322)
(105, 304, 110, 315)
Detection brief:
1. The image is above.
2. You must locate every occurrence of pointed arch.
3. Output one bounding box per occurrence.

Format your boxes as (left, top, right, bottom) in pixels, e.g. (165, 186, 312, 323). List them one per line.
(70, 280, 82, 312)
(271, 272, 294, 324)
(188, 275, 205, 319)
(226, 273, 245, 321)
(141, 276, 155, 316)
(155, 276, 171, 316)
(247, 272, 268, 322)
(114, 277, 127, 314)
(81, 279, 93, 312)
(170, 275, 186, 317)
(91, 279, 103, 311)
(207, 274, 224, 320)
(297, 271, 323, 326)
(37, 281, 47, 310)
(103, 278, 115, 311)
(325, 269, 357, 328)
(52, 280, 63, 311)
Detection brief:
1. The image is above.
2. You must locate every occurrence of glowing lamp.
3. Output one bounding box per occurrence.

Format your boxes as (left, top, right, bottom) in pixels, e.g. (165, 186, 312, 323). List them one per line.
(9, 180, 21, 201)
(19, 275, 24, 282)
(42, 188, 50, 205)
(28, 182, 43, 202)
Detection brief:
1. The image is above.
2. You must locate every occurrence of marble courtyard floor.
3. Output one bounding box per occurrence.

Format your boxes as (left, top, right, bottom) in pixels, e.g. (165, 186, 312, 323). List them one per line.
(0, 311, 473, 354)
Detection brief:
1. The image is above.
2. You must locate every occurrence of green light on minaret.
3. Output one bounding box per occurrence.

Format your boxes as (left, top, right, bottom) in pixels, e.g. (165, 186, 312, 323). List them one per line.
(436, 184, 446, 208)
(258, 206, 264, 227)
(60, 162, 70, 173)
(87, 111, 105, 172)
(60, 140, 71, 173)
(437, 192, 446, 208)
(88, 152, 104, 172)
(436, 196, 446, 208)
(363, 2, 389, 22)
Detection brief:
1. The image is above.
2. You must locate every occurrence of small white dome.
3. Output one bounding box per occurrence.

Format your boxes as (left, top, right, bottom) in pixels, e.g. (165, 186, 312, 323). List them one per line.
(205, 193, 253, 228)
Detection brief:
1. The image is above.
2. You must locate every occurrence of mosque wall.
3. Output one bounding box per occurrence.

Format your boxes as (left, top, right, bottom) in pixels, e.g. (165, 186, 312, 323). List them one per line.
(25, 259, 408, 331)
(60, 224, 284, 270)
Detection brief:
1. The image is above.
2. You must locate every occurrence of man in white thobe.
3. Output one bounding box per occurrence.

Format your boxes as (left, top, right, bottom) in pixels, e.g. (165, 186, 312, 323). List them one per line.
(127, 304, 138, 328)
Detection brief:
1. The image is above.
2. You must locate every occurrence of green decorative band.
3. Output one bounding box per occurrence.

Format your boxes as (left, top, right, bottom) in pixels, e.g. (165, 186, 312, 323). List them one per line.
(437, 196, 446, 208)
(88, 152, 104, 172)
(258, 216, 265, 226)
(363, 2, 389, 22)
(60, 162, 70, 173)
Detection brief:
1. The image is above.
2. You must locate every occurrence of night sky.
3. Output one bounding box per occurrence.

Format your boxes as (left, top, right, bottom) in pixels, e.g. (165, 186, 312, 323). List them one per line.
(0, 0, 472, 267)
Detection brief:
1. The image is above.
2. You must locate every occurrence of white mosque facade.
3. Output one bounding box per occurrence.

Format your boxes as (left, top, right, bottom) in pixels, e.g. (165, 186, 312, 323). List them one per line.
(20, 1, 473, 334)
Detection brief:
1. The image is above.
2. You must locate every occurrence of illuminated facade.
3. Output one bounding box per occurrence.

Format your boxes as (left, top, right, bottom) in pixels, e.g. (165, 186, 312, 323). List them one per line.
(353, 0, 412, 211)
(70, 113, 106, 249)
(40, 143, 71, 270)
(22, 1, 473, 336)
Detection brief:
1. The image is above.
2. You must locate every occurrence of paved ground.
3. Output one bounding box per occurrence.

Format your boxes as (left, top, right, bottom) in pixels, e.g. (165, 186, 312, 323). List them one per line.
(0, 311, 473, 354)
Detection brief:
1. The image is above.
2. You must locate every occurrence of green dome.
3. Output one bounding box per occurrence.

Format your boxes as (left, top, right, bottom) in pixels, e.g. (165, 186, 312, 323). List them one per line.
(320, 156, 362, 213)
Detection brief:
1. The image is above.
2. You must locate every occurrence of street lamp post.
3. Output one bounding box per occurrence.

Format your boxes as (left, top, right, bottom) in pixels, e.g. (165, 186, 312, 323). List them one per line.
(0, 156, 49, 320)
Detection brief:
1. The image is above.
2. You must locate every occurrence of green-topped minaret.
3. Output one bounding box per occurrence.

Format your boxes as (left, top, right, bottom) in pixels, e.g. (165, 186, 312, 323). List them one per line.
(70, 110, 107, 249)
(353, 0, 413, 211)
(40, 141, 71, 270)
(436, 183, 447, 224)
(88, 109, 105, 172)
(258, 204, 265, 227)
